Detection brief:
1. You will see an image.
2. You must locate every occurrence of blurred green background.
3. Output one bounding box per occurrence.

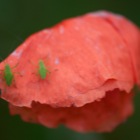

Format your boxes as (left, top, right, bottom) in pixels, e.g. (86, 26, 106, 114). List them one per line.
(0, 0, 140, 140)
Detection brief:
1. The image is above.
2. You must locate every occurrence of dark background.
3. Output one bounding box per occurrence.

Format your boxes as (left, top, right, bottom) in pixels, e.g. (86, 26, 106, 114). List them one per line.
(0, 0, 140, 140)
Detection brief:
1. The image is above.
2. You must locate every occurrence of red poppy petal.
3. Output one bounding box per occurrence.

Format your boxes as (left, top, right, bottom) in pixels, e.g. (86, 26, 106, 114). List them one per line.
(91, 11, 140, 85)
(10, 89, 134, 132)
(0, 11, 139, 132)
(0, 11, 137, 108)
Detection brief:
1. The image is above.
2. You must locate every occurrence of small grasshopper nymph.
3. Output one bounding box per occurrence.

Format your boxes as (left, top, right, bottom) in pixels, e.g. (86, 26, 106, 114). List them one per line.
(38, 60, 50, 79)
(3, 64, 14, 86)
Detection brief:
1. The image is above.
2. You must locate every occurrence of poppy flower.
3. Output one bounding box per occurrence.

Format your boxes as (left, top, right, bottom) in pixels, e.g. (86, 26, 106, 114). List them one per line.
(0, 11, 139, 132)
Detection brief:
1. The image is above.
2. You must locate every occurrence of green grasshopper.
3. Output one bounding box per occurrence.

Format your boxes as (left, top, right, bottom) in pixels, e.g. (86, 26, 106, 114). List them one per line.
(38, 60, 50, 79)
(3, 63, 14, 86)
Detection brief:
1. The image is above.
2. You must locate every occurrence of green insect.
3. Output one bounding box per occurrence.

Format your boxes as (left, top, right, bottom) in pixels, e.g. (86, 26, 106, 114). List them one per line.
(3, 64, 14, 86)
(38, 60, 50, 79)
